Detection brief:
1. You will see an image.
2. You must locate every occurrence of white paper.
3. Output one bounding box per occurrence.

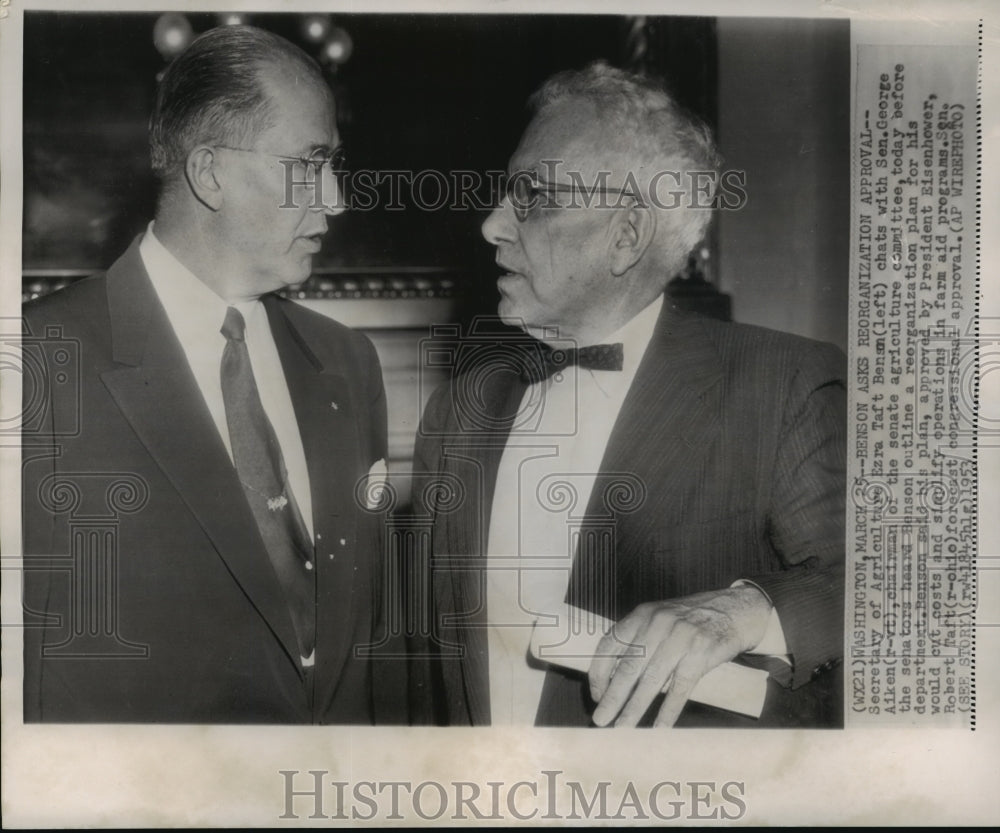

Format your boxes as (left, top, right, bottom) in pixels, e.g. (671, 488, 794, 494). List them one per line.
(529, 603, 770, 719)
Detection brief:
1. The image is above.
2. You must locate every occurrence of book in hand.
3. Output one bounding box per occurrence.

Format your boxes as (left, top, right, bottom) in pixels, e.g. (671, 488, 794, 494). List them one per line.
(528, 603, 769, 719)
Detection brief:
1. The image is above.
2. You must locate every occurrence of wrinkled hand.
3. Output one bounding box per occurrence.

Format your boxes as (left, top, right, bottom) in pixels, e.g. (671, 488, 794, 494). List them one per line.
(589, 585, 772, 728)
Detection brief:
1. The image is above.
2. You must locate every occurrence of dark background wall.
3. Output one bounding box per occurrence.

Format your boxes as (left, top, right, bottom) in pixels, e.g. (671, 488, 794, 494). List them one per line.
(22, 11, 848, 349)
(716, 17, 850, 349)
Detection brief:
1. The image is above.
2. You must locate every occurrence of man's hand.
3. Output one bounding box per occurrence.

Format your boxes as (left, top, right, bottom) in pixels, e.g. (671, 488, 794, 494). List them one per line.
(588, 585, 773, 728)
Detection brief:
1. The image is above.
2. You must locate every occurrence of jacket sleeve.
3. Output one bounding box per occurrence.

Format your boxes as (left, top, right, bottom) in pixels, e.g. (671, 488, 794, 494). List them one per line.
(747, 341, 847, 689)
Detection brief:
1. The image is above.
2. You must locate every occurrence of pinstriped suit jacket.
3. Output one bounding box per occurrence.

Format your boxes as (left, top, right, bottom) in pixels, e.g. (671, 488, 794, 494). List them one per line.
(410, 301, 846, 728)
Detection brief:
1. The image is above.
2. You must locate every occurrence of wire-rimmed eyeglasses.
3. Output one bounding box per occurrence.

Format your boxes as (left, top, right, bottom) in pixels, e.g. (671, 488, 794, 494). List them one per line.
(504, 170, 637, 222)
(214, 144, 347, 185)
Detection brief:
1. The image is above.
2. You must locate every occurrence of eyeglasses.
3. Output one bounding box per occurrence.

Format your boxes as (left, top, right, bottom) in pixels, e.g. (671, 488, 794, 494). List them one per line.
(214, 144, 347, 185)
(504, 171, 637, 222)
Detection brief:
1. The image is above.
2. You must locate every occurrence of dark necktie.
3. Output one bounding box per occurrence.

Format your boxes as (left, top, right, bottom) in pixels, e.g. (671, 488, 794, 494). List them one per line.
(520, 342, 624, 384)
(220, 306, 316, 661)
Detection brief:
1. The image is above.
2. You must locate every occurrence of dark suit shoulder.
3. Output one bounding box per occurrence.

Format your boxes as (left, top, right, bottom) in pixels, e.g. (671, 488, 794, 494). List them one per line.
(22, 275, 113, 351)
(268, 295, 379, 363)
(418, 327, 530, 434)
(23, 274, 109, 323)
(269, 293, 356, 337)
(687, 315, 846, 386)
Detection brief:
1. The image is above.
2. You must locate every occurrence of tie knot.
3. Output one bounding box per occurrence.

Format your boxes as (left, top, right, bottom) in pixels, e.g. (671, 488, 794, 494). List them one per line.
(221, 306, 246, 342)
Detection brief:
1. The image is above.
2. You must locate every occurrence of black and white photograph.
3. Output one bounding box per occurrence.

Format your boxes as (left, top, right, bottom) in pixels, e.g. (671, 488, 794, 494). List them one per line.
(1, 0, 996, 826)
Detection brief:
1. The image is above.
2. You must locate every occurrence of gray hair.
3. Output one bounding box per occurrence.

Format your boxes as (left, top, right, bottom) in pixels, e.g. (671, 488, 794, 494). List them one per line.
(529, 61, 720, 269)
(149, 25, 325, 185)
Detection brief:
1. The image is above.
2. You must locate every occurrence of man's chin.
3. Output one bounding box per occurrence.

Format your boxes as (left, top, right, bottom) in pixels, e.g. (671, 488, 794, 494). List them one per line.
(280, 258, 314, 291)
(498, 300, 557, 339)
(497, 300, 529, 332)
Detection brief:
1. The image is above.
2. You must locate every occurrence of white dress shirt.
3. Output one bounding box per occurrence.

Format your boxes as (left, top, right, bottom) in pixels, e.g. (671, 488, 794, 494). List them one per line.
(139, 224, 314, 540)
(485, 296, 786, 725)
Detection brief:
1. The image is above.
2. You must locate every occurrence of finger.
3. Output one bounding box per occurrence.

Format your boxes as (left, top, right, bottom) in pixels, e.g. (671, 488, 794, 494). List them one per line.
(612, 642, 683, 727)
(591, 651, 648, 727)
(588, 612, 644, 702)
(653, 654, 710, 728)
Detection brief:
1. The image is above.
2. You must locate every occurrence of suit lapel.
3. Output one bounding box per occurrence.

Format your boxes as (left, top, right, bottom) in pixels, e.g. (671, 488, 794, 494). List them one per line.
(568, 308, 725, 619)
(98, 240, 305, 674)
(264, 298, 363, 714)
(444, 378, 528, 565)
(441, 353, 528, 726)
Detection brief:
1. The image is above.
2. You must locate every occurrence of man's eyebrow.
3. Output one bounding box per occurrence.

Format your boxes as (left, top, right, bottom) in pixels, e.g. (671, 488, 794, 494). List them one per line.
(291, 142, 338, 158)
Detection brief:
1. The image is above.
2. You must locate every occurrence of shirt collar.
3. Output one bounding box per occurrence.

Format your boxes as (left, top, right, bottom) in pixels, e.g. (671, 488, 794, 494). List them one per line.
(596, 294, 663, 380)
(140, 222, 261, 343)
(527, 295, 663, 397)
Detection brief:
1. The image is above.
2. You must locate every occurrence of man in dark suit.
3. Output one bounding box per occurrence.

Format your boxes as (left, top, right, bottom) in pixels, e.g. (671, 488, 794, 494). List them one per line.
(22, 26, 394, 723)
(409, 62, 845, 728)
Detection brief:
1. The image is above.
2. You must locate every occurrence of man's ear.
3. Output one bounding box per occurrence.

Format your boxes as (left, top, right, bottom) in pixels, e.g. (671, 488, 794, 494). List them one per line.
(609, 202, 656, 277)
(184, 146, 224, 211)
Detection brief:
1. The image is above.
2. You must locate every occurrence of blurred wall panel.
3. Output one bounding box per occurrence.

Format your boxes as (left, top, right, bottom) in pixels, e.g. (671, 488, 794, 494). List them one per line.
(715, 17, 850, 351)
(23, 14, 160, 272)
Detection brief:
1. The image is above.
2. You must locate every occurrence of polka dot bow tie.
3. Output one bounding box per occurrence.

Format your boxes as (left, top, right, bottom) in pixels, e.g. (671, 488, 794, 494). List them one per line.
(520, 342, 624, 384)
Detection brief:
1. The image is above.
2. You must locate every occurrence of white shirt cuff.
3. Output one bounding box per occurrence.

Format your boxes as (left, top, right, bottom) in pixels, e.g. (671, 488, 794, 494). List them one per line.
(732, 579, 791, 666)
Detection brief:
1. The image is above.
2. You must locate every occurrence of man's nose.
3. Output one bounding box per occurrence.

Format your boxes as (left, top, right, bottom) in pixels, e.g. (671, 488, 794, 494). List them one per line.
(481, 200, 516, 245)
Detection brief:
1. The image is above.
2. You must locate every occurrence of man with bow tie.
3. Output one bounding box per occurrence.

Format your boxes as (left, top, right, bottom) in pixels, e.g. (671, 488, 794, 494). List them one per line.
(22, 26, 395, 723)
(409, 62, 846, 728)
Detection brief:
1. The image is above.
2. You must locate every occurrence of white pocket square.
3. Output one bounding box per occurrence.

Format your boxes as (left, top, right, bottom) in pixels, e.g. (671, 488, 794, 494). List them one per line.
(365, 458, 389, 510)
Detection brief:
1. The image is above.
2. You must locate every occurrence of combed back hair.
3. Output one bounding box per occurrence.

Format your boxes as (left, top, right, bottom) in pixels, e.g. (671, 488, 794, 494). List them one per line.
(528, 60, 721, 176)
(149, 25, 325, 186)
(528, 61, 721, 271)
